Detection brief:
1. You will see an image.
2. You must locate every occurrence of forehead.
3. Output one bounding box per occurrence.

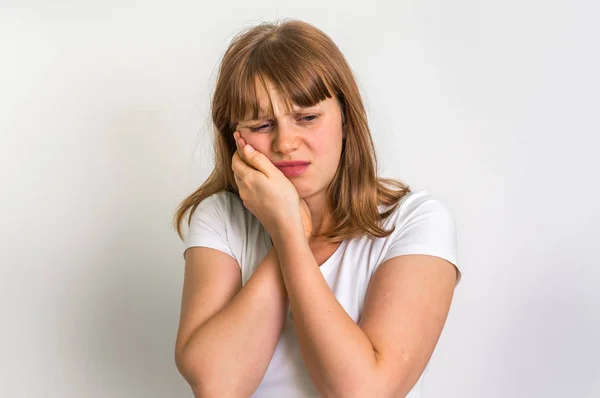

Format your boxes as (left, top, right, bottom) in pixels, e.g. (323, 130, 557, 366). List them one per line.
(241, 81, 314, 119)
(252, 78, 292, 111)
(234, 72, 338, 125)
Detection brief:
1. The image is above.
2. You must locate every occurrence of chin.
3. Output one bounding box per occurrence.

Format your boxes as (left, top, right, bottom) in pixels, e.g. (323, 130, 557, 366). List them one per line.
(292, 183, 311, 197)
(295, 184, 324, 200)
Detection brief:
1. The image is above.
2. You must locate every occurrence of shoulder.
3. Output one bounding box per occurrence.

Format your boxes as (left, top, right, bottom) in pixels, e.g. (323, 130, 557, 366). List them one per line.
(196, 190, 240, 209)
(378, 189, 460, 282)
(381, 189, 454, 227)
(185, 191, 250, 261)
(193, 191, 244, 220)
(191, 190, 261, 238)
(188, 191, 249, 239)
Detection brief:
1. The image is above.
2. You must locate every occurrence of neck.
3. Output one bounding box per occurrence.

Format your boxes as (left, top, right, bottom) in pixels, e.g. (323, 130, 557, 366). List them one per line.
(303, 192, 333, 244)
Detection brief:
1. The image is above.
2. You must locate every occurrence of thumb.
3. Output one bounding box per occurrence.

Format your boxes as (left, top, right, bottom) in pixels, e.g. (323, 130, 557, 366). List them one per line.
(243, 144, 273, 177)
(243, 143, 256, 155)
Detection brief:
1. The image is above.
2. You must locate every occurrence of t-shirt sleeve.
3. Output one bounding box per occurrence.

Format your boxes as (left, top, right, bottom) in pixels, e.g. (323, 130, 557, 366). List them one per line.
(183, 194, 235, 260)
(381, 194, 461, 285)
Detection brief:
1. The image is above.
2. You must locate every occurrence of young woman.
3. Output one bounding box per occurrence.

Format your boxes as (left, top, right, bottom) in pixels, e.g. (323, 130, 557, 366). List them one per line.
(173, 19, 462, 398)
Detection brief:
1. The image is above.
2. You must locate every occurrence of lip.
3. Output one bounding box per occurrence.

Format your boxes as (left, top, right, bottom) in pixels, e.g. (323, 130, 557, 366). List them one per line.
(273, 161, 310, 167)
(276, 162, 310, 177)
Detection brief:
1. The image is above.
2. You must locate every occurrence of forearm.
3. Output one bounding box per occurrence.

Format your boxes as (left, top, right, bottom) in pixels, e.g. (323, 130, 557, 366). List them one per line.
(272, 227, 380, 397)
(178, 247, 288, 397)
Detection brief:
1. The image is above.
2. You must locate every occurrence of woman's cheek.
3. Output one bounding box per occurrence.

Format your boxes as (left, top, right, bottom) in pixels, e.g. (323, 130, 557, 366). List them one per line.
(243, 135, 267, 152)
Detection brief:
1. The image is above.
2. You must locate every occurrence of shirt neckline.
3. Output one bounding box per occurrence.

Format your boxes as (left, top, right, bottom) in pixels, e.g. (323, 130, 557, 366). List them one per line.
(263, 229, 349, 271)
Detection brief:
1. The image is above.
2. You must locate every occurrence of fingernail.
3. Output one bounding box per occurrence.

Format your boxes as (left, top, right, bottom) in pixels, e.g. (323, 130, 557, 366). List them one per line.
(244, 144, 255, 154)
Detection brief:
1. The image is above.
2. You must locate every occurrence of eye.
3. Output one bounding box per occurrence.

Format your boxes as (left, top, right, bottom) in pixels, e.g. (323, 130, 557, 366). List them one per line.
(299, 115, 318, 122)
(250, 122, 273, 132)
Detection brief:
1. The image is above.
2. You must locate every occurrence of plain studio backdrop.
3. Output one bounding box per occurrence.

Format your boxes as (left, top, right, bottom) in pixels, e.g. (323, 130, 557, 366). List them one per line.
(1, 1, 598, 397)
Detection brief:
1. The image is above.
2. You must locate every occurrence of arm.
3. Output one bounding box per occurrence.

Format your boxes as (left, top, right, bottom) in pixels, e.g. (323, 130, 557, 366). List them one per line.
(175, 245, 287, 398)
(271, 223, 457, 398)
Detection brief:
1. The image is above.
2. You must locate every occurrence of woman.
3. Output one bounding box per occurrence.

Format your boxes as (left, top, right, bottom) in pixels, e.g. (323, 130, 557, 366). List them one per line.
(173, 19, 461, 398)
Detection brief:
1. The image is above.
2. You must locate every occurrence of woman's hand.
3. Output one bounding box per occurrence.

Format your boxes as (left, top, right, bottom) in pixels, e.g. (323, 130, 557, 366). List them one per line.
(232, 131, 306, 240)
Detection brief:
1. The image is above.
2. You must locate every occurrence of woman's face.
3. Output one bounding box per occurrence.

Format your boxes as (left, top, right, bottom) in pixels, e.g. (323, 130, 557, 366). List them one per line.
(235, 78, 345, 201)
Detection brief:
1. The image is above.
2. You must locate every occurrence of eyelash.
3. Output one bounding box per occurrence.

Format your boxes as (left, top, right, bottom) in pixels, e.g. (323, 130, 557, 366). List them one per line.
(249, 115, 318, 132)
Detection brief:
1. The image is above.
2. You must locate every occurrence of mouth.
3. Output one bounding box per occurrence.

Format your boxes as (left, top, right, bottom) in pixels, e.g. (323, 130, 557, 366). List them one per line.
(276, 163, 310, 177)
(273, 161, 310, 167)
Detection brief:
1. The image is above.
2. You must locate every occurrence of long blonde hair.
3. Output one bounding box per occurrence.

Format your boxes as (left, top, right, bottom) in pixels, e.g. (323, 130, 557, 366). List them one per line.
(173, 19, 410, 243)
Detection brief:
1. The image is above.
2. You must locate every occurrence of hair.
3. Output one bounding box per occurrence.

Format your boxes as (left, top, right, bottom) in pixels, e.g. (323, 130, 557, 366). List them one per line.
(173, 18, 411, 244)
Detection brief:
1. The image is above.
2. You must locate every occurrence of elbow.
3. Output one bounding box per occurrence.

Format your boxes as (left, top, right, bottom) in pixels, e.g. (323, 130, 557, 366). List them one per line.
(174, 348, 246, 398)
(322, 386, 398, 398)
(317, 380, 379, 398)
(319, 373, 409, 398)
(175, 347, 203, 395)
(175, 347, 216, 397)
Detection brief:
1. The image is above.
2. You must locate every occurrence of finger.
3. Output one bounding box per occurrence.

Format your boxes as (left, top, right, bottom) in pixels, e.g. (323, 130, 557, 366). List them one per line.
(234, 131, 249, 165)
(237, 134, 250, 163)
(236, 132, 261, 173)
(231, 149, 252, 180)
(233, 132, 242, 156)
(239, 143, 275, 178)
(231, 151, 244, 176)
(232, 132, 247, 167)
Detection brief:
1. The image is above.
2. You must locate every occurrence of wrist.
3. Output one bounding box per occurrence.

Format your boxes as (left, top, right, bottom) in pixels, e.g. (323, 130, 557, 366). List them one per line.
(271, 218, 307, 248)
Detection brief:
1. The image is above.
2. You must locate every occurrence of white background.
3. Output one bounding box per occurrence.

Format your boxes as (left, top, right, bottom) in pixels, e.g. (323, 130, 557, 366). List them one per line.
(1, 1, 599, 397)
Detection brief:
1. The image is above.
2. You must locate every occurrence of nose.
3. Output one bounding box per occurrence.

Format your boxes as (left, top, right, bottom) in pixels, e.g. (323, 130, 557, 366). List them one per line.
(271, 120, 300, 155)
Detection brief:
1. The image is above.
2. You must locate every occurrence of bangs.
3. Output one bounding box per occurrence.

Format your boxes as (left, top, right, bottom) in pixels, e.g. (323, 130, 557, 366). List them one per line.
(228, 42, 335, 126)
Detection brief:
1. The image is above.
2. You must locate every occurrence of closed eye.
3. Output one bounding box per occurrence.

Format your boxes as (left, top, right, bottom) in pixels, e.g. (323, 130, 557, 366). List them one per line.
(248, 115, 318, 132)
(300, 115, 318, 122)
(249, 123, 272, 132)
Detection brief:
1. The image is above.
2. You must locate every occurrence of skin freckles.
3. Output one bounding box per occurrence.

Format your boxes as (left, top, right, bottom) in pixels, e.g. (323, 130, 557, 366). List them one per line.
(235, 78, 345, 239)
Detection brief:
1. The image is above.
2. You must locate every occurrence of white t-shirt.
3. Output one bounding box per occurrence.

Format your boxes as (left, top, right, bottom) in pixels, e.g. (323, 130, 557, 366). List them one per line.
(183, 189, 461, 397)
